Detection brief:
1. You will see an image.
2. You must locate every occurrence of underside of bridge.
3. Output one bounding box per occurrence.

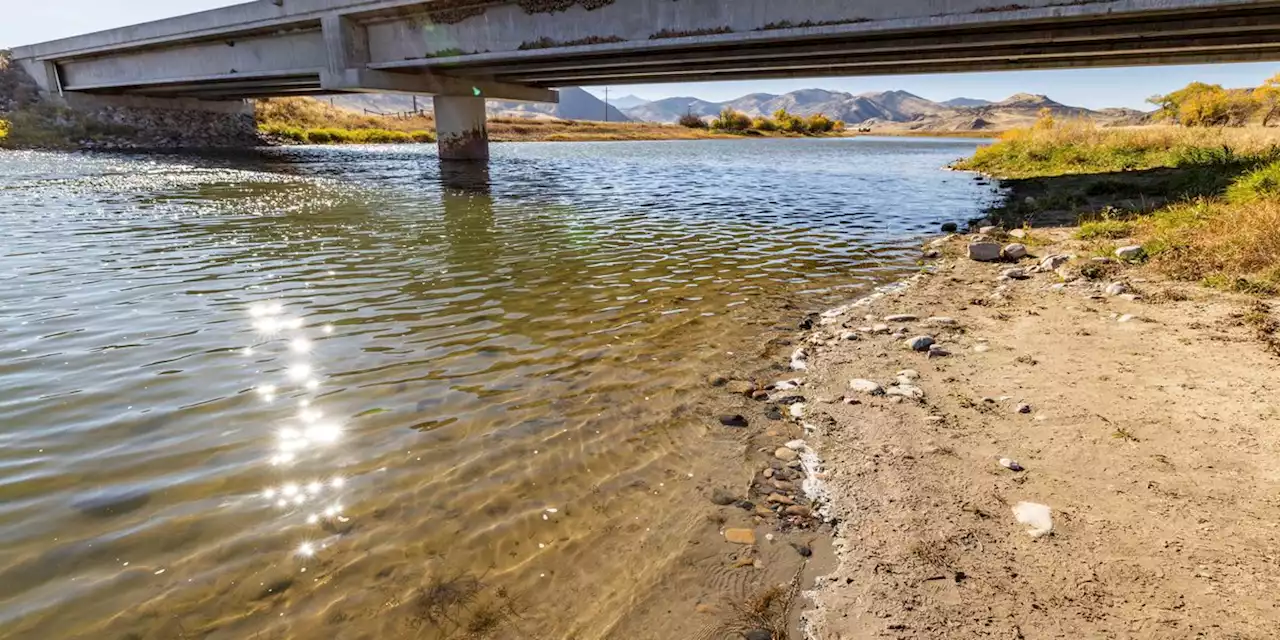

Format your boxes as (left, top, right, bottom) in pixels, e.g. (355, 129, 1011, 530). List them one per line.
(12, 0, 1280, 159)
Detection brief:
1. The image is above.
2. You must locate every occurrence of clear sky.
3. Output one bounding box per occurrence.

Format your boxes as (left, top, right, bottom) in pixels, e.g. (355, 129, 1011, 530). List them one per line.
(6, 1, 1278, 110)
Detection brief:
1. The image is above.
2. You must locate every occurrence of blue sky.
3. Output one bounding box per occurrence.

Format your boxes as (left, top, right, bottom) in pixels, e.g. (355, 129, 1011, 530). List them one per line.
(6, 1, 1279, 110)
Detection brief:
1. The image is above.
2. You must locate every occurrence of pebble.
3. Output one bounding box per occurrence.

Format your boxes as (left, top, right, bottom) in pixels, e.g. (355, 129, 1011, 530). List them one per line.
(767, 493, 796, 505)
(889, 396, 905, 404)
(774, 447, 799, 462)
(906, 335, 935, 351)
(719, 414, 749, 428)
(785, 439, 806, 450)
(1118, 314, 1136, 323)
(897, 369, 920, 382)
(763, 468, 775, 479)
(1105, 281, 1130, 296)
(1115, 245, 1145, 261)
(725, 380, 755, 396)
(1002, 243, 1028, 260)
(710, 488, 738, 506)
(791, 542, 813, 556)
(724, 528, 757, 545)
(923, 249, 942, 259)
(973, 344, 990, 353)
(764, 406, 784, 421)
(999, 457, 1025, 472)
(885, 314, 918, 322)
(927, 345, 951, 358)
(839, 331, 859, 341)
(707, 374, 729, 387)
(927, 316, 957, 326)
(1001, 267, 1030, 280)
(968, 242, 1002, 262)
(886, 384, 925, 400)
(772, 479, 796, 491)
(870, 323, 891, 334)
(1119, 293, 1141, 301)
(848, 378, 884, 395)
(924, 416, 945, 423)
(1016, 403, 1032, 414)
(784, 505, 811, 517)
(1050, 283, 1066, 292)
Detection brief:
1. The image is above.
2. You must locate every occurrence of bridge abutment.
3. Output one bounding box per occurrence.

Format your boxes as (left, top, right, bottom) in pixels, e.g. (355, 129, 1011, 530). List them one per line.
(433, 95, 489, 162)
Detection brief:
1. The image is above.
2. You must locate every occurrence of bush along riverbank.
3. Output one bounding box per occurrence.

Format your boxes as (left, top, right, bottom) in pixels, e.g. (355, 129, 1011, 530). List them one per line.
(954, 117, 1280, 295)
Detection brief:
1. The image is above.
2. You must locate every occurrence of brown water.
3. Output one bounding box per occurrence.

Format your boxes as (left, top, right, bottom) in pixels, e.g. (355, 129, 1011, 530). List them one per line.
(0, 137, 992, 639)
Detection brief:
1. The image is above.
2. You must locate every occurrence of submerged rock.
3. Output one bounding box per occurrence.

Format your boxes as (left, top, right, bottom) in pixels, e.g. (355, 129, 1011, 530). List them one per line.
(719, 414, 749, 428)
(724, 528, 757, 545)
(941, 222, 959, 233)
(710, 488, 738, 506)
(73, 488, 151, 518)
(725, 380, 756, 396)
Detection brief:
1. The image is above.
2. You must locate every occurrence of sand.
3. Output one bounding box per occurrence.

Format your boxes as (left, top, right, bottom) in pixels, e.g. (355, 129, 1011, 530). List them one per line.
(799, 230, 1280, 639)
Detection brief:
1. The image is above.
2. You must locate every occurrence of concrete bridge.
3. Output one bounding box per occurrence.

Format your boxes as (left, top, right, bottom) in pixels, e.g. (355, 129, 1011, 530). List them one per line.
(13, 0, 1280, 159)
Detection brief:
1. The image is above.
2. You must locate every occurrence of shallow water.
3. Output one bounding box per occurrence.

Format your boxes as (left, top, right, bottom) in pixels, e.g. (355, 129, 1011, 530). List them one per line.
(0, 137, 992, 639)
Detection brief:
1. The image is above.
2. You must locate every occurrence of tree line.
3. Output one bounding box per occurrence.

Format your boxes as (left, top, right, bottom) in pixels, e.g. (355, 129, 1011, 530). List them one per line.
(679, 107, 845, 134)
(1150, 73, 1280, 127)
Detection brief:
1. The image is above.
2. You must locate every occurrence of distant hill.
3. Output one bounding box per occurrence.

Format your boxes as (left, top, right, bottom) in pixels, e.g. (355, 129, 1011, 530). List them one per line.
(609, 94, 650, 110)
(330, 86, 630, 122)
(621, 88, 1148, 131)
(942, 97, 993, 108)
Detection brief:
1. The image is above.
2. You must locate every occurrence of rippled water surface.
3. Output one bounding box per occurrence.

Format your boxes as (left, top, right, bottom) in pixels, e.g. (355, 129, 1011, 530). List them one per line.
(0, 138, 991, 639)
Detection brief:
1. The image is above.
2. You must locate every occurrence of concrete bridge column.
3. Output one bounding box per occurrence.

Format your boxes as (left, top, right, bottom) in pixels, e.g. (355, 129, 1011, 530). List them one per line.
(433, 95, 489, 162)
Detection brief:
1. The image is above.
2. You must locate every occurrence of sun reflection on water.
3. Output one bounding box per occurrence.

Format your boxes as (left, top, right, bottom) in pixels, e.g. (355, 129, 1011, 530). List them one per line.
(243, 299, 349, 562)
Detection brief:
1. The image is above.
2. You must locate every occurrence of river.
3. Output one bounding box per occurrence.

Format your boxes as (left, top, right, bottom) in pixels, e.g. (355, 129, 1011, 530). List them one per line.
(0, 137, 992, 639)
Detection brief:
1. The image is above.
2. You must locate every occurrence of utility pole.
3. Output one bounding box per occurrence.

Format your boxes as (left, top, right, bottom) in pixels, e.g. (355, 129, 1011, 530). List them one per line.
(604, 87, 609, 122)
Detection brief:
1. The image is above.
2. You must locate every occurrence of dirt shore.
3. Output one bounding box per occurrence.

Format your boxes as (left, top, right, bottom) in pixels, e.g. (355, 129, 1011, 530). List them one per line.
(797, 229, 1280, 638)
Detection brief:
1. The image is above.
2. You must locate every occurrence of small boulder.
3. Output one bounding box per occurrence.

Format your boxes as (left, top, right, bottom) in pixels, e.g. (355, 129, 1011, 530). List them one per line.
(886, 384, 925, 400)
(724, 528, 757, 545)
(941, 222, 958, 232)
(1001, 243, 1028, 260)
(848, 378, 884, 395)
(1008, 228, 1027, 239)
(923, 249, 941, 259)
(719, 414, 749, 428)
(1039, 254, 1071, 272)
(1115, 245, 1145, 261)
(1104, 282, 1129, 296)
(927, 345, 951, 358)
(870, 323, 891, 334)
(897, 369, 920, 382)
(710, 488, 738, 506)
(1001, 268, 1030, 280)
(906, 335, 935, 352)
(968, 242, 1002, 262)
(774, 447, 799, 462)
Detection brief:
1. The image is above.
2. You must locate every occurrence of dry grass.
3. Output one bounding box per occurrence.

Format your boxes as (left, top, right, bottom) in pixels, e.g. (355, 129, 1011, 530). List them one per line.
(1142, 198, 1280, 294)
(956, 120, 1280, 178)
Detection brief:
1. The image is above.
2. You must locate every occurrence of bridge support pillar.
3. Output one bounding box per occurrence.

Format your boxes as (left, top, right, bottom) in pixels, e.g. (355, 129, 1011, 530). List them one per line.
(433, 95, 488, 162)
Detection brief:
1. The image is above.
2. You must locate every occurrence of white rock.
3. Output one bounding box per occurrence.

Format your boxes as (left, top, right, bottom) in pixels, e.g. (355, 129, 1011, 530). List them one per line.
(906, 335, 935, 351)
(789, 403, 806, 418)
(973, 344, 990, 353)
(848, 379, 884, 395)
(1050, 283, 1066, 292)
(999, 457, 1024, 472)
(896, 369, 920, 381)
(1118, 314, 1136, 323)
(1008, 228, 1028, 239)
(978, 225, 999, 235)
(968, 242, 1002, 262)
(870, 324, 891, 334)
(1002, 243, 1028, 260)
(790, 347, 808, 371)
(785, 439, 806, 451)
(1012, 501, 1054, 538)
(774, 379, 803, 391)
(775, 447, 799, 462)
(1015, 403, 1032, 414)
(1104, 282, 1129, 296)
(926, 316, 957, 326)
(1039, 254, 1070, 272)
(886, 384, 925, 400)
(1001, 268, 1030, 280)
(1115, 245, 1144, 261)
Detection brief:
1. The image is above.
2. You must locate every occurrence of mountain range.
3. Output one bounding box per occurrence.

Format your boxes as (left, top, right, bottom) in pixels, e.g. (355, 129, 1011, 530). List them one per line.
(621, 89, 1147, 130)
(331, 87, 1148, 131)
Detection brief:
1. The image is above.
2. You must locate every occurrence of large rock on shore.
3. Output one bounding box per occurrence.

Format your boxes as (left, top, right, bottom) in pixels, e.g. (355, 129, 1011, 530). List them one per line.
(968, 242, 1002, 262)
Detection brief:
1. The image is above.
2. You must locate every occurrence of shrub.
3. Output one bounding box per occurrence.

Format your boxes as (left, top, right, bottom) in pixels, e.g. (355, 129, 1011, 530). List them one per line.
(752, 117, 778, 131)
(805, 113, 835, 133)
(677, 112, 707, 129)
(710, 107, 751, 131)
(410, 130, 436, 143)
(773, 109, 807, 134)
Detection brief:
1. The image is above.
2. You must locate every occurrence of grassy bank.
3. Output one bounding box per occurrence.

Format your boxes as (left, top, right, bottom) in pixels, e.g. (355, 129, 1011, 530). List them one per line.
(957, 120, 1280, 294)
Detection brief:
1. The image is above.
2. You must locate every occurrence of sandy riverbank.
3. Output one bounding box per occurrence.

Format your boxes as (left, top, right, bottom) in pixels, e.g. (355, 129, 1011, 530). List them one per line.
(790, 227, 1280, 638)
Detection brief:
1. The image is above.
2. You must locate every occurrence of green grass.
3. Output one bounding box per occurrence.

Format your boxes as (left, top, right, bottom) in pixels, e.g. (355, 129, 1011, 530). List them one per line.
(1077, 219, 1136, 240)
(259, 123, 434, 145)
